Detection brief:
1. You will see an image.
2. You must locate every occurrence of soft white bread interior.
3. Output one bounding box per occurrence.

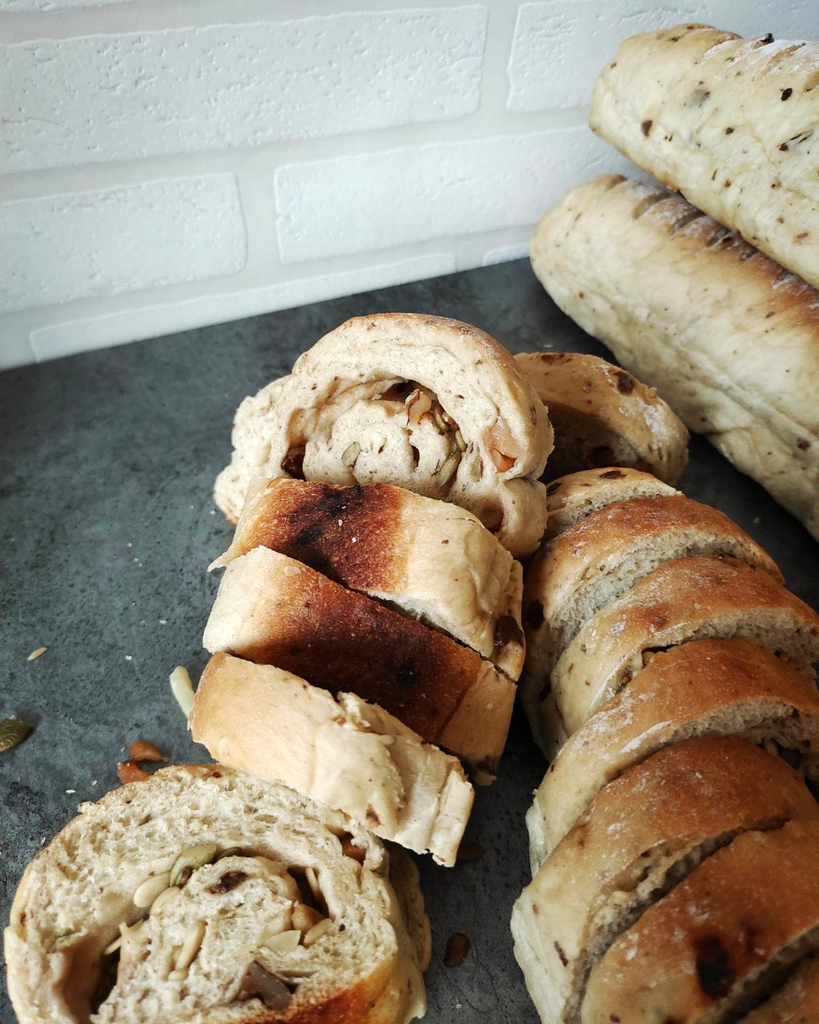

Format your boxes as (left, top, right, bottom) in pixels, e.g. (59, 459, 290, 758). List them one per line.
(3, 764, 428, 1024)
(527, 638, 819, 866)
(551, 554, 819, 739)
(543, 467, 679, 540)
(512, 738, 819, 1024)
(212, 477, 524, 679)
(524, 493, 781, 683)
(582, 821, 819, 1023)
(214, 313, 554, 557)
(190, 653, 474, 867)
(742, 954, 819, 1023)
(515, 351, 688, 484)
(530, 173, 819, 539)
(589, 25, 819, 293)
(203, 546, 516, 775)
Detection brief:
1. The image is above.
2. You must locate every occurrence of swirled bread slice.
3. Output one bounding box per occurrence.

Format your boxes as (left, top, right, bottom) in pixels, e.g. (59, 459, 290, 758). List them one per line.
(524, 494, 780, 686)
(190, 653, 474, 867)
(582, 821, 819, 1023)
(742, 955, 819, 1023)
(515, 352, 688, 484)
(527, 639, 819, 866)
(589, 25, 819, 292)
(3, 764, 428, 1024)
(551, 554, 819, 740)
(543, 467, 678, 540)
(530, 173, 819, 539)
(512, 738, 819, 1024)
(203, 546, 516, 777)
(212, 478, 524, 679)
(214, 313, 554, 557)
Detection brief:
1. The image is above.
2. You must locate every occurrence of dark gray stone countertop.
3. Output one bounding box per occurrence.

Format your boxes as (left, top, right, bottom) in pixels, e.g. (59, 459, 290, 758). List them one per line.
(1, 259, 817, 1023)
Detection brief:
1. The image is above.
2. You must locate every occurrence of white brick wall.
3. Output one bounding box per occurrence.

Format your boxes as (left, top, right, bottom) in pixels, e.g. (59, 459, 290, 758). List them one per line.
(1, 0, 817, 367)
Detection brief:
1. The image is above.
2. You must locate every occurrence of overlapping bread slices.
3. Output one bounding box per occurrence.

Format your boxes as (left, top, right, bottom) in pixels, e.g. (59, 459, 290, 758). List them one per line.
(528, 638, 819, 866)
(214, 313, 554, 557)
(512, 738, 819, 1024)
(515, 352, 688, 484)
(4, 765, 429, 1024)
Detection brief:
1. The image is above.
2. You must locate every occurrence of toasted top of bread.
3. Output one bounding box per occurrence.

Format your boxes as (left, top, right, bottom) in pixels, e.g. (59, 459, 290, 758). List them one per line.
(190, 653, 474, 866)
(516, 351, 688, 484)
(4, 765, 428, 1024)
(214, 313, 553, 556)
(213, 478, 524, 679)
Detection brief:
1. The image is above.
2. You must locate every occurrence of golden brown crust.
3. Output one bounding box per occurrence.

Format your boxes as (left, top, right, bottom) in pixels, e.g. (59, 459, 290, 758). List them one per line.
(516, 351, 688, 484)
(203, 547, 516, 770)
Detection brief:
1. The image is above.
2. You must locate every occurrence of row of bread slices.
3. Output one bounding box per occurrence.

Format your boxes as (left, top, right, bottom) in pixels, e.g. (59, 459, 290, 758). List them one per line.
(531, 23, 819, 540)
(4, 312, 689, 1024)
(512, 466, 819, 1023)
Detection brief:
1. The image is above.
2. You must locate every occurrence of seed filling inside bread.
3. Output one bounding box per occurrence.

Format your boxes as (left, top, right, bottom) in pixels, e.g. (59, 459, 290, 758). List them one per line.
(3, 765, 429, 1024)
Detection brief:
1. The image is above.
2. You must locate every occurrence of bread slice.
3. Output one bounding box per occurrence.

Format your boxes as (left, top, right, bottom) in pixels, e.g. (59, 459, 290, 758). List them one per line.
(214, 313, 554, 557)
(528, 638, 819, 866)
(190, 653, 474, 866)
(551, 554, 819, 739)
(212, 477, 524, 679)
(589, 25, 819, 293)
(4, 765, 428, 1024)
(582, 821, 819, 1023)
(203, 546, 516, 776)
(515, 351, 688, 484)
(524, 494, 781, 683)
(530, 172, 819, 540)
(512, 738, 819, 1024)
(742, 954, 819, 1023)
(543, 467, 679, 540)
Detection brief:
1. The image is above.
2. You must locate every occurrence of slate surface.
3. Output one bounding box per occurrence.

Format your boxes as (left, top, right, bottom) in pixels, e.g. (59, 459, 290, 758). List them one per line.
(1, 258, 817, 1023)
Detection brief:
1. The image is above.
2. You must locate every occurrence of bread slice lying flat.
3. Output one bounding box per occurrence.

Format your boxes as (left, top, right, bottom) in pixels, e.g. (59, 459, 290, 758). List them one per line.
(190, 653, 474, 866)
(742, 954, 819, 1023)
(530, 172, 819, 540)
(543, 467, 678, 540)
(582, 821, 819, 1023)
(515, 352, 688, 484)
(203, 546, 516, 776)
(512, 738, 819, 1024)
(551, 554, 819, 739)
(214, 313, 554, 557)
(4, 765, 428, 1024)
(524, 494, 781, 681)
(590, 25, 819, 293)
(212, 477, 524, 679)
(528, 638, 819, 866)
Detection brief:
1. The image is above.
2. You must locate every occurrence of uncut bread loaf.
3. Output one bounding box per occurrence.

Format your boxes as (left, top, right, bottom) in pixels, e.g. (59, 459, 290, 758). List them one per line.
(512, 738, 819, 1024)
(203, 546, 516, 777)
(214, 313, 554, 557)
(530, 173, 819, 539)
(4, 765, 428, 1024)
(582, 821, 819, 1023)
(190, 653, 474, 867)
(527, 638, 819, 865)
(542, 467, 679, 540)
(515, 352, 688, 484)
(212, 478, 524, 679)
(589, 24, 819, 292)
(550, 553, 819, 742)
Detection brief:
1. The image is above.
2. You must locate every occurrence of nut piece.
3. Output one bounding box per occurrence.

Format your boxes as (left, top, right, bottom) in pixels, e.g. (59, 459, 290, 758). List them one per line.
(264, 929, 301, 954)
(169, 666, 195, 718)
(444, 931, 471, 967)
(304, 866, 321, 904)
(133, 871, 172, 909)
(436, 451, 461, 487)
(292, 904, 325, 934)
(129, 739, 165, 763)
(175, 920, 206, 972)
(240, 962, 291, 1010)
(150, 885, 181, 916)
(303, 918, 333, 947)
(341, 441, 361, 467)
(27, 647, 47, 662)
(116, 760, 150, 785)
(169, 844, 218, 887)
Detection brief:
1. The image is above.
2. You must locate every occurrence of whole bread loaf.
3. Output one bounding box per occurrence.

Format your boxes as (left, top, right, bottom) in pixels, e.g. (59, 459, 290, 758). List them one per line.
(3, 765, 428, 1024)
(530, 173, 819, 539)
(590, 24, 819, 292)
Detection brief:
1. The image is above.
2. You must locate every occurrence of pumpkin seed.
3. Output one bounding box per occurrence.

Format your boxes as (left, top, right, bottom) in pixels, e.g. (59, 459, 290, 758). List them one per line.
(341, 441, 361, 467)
(240, 962, 292, 1010)
(0, 719, 32, 754)
(174, 920, 206, 971)
(169, 844, 218, 887)
(263, 929, 301, 954)
(133, 871, 171, 909)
